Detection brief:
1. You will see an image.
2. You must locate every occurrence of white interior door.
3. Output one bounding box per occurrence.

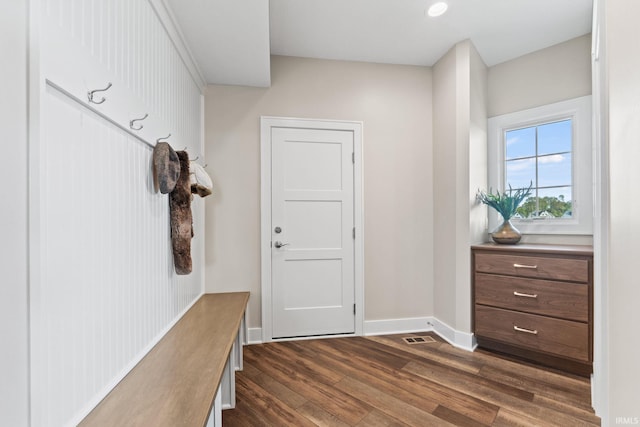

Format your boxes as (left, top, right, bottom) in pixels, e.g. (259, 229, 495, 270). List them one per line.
(271, 127, 355, 339)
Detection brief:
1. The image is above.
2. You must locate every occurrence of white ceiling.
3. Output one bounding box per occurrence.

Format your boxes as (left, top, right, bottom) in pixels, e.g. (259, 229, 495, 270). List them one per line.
(167, 0, 593, 88)
(166, 0, 271, 87)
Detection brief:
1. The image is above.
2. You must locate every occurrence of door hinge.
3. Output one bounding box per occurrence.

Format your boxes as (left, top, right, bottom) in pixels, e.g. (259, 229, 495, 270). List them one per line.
(353, 304, 356, 315)
(352, 227, 356, 239)
(352, 152, 355, 164)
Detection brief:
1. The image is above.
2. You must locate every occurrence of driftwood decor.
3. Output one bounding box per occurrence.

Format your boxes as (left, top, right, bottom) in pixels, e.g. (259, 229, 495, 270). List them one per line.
(153, 143, 213, 275)
(169, 151, 193, 275)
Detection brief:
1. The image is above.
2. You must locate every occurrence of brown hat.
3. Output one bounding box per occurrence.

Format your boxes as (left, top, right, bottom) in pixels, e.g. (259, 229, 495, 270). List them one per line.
(152, 142, 180, 194)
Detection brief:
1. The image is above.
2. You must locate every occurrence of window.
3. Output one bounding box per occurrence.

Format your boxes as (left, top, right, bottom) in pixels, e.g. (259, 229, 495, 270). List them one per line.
(488, 96, 592, 235)
(506, 119, 573, 219)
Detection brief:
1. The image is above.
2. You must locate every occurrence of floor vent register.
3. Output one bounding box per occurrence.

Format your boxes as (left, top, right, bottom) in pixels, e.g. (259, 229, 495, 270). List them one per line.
(402, 336, 437, 345)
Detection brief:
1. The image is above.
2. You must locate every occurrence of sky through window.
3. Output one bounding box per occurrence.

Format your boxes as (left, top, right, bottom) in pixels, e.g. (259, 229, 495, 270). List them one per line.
(505, 119, 572, 218)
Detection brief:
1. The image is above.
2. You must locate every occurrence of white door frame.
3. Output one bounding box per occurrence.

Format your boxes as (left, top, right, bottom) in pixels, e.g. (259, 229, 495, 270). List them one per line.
(260, 117, 364, 343)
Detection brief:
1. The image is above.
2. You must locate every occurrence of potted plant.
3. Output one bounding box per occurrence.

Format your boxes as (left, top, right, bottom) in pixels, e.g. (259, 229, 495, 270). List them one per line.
(477, 183, 532, 244)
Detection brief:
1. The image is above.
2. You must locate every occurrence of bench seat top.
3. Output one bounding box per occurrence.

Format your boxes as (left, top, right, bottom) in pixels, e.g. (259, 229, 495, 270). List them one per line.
(80, 292, 250, 427)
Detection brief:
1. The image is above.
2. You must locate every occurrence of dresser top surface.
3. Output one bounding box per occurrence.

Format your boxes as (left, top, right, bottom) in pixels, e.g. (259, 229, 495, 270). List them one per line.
(471, 242, 593, 256)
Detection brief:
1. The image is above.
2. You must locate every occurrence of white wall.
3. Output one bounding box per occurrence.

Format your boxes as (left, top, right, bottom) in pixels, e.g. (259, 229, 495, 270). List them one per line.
(487, 35, 593, 246)
(591, 0, 609, 421)
(468, 42, 489, 323)
(488, 34, 592, 118)
(0, 1, 30, 425)
(432, 40, 488, 336)
(432, 44, 458, 330)
(469, 43, 489, 244)
(205, 55, 434, 329)
(603, 0, 640, 423)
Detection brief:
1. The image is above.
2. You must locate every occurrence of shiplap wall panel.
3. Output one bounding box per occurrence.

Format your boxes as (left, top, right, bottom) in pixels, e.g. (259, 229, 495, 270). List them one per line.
(33, 85, 203, 427)
(42, 0, 202, 149)
(32, 1, 205, 426)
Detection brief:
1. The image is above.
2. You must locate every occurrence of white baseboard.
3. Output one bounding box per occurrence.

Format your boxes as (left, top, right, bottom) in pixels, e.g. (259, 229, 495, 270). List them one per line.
(247, 328, 263, 345)
(365, 316, 476, 351)
(246, 317, 476, 351)
(363, 316, 433, 336)
(430, 317, 477, 352)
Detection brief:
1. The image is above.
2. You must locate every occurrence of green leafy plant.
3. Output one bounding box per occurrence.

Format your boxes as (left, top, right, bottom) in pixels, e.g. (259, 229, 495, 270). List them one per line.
(477, 183, 533, 221)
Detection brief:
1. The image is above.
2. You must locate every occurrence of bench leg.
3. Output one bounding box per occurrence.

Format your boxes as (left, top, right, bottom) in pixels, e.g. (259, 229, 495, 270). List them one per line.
(207, 385, 223, 427)
(221, 347, 236, 410)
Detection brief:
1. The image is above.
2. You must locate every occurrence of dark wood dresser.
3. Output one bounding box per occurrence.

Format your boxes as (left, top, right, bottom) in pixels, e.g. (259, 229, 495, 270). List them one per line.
(472, 243, 593, 376)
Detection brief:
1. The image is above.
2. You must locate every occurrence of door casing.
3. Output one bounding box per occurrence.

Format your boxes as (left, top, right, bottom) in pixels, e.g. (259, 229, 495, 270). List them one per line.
(260, 117, 364, 343)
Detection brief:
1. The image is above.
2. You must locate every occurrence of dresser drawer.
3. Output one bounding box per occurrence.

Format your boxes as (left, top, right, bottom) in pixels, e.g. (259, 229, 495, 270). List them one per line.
(475, 273, 588, 322)
(475, 253, 589, 283)
(475, 305, 589, 362)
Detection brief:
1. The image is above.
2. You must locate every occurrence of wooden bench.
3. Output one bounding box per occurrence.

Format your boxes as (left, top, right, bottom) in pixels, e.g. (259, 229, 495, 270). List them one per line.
(80, 292, 250, 427)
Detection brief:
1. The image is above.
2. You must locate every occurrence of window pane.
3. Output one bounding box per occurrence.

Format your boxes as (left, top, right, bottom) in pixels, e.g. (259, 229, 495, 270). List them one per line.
(538, 153, 572, 187)
(506, 157, 535, 189)
(537, 187, 573, 218)
(506, 127, 536, 160)
(538, 119, 572, 156)
(504, 118, 574, 221)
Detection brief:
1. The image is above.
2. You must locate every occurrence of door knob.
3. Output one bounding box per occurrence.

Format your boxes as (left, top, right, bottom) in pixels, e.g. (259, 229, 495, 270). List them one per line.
(274, 241, 289, 249)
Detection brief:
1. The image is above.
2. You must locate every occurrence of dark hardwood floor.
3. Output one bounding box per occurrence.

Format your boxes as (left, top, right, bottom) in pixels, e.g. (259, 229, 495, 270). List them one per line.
(222, 333, 600, 426)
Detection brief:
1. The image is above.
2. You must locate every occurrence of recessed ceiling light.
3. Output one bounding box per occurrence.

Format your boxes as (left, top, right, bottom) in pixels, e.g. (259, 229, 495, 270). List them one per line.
(427, 2, 448, 17)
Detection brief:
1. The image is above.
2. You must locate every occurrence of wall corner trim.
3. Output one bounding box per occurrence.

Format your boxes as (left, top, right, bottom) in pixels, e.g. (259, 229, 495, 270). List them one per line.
(150, 0, 207, 91)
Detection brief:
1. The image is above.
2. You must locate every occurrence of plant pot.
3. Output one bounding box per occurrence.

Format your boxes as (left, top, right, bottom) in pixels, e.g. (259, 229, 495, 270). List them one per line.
(491, 219, 522, 244)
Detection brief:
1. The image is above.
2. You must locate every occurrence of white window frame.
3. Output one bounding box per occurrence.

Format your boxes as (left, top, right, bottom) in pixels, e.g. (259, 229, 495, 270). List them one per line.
(488, 96, 593, 235)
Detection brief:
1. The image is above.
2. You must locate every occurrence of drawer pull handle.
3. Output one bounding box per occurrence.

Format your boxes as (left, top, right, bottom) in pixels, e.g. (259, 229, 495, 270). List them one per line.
(514, 263, 538, 269)
(513, 291, 538, 299)
(514, 325, 538, 335)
